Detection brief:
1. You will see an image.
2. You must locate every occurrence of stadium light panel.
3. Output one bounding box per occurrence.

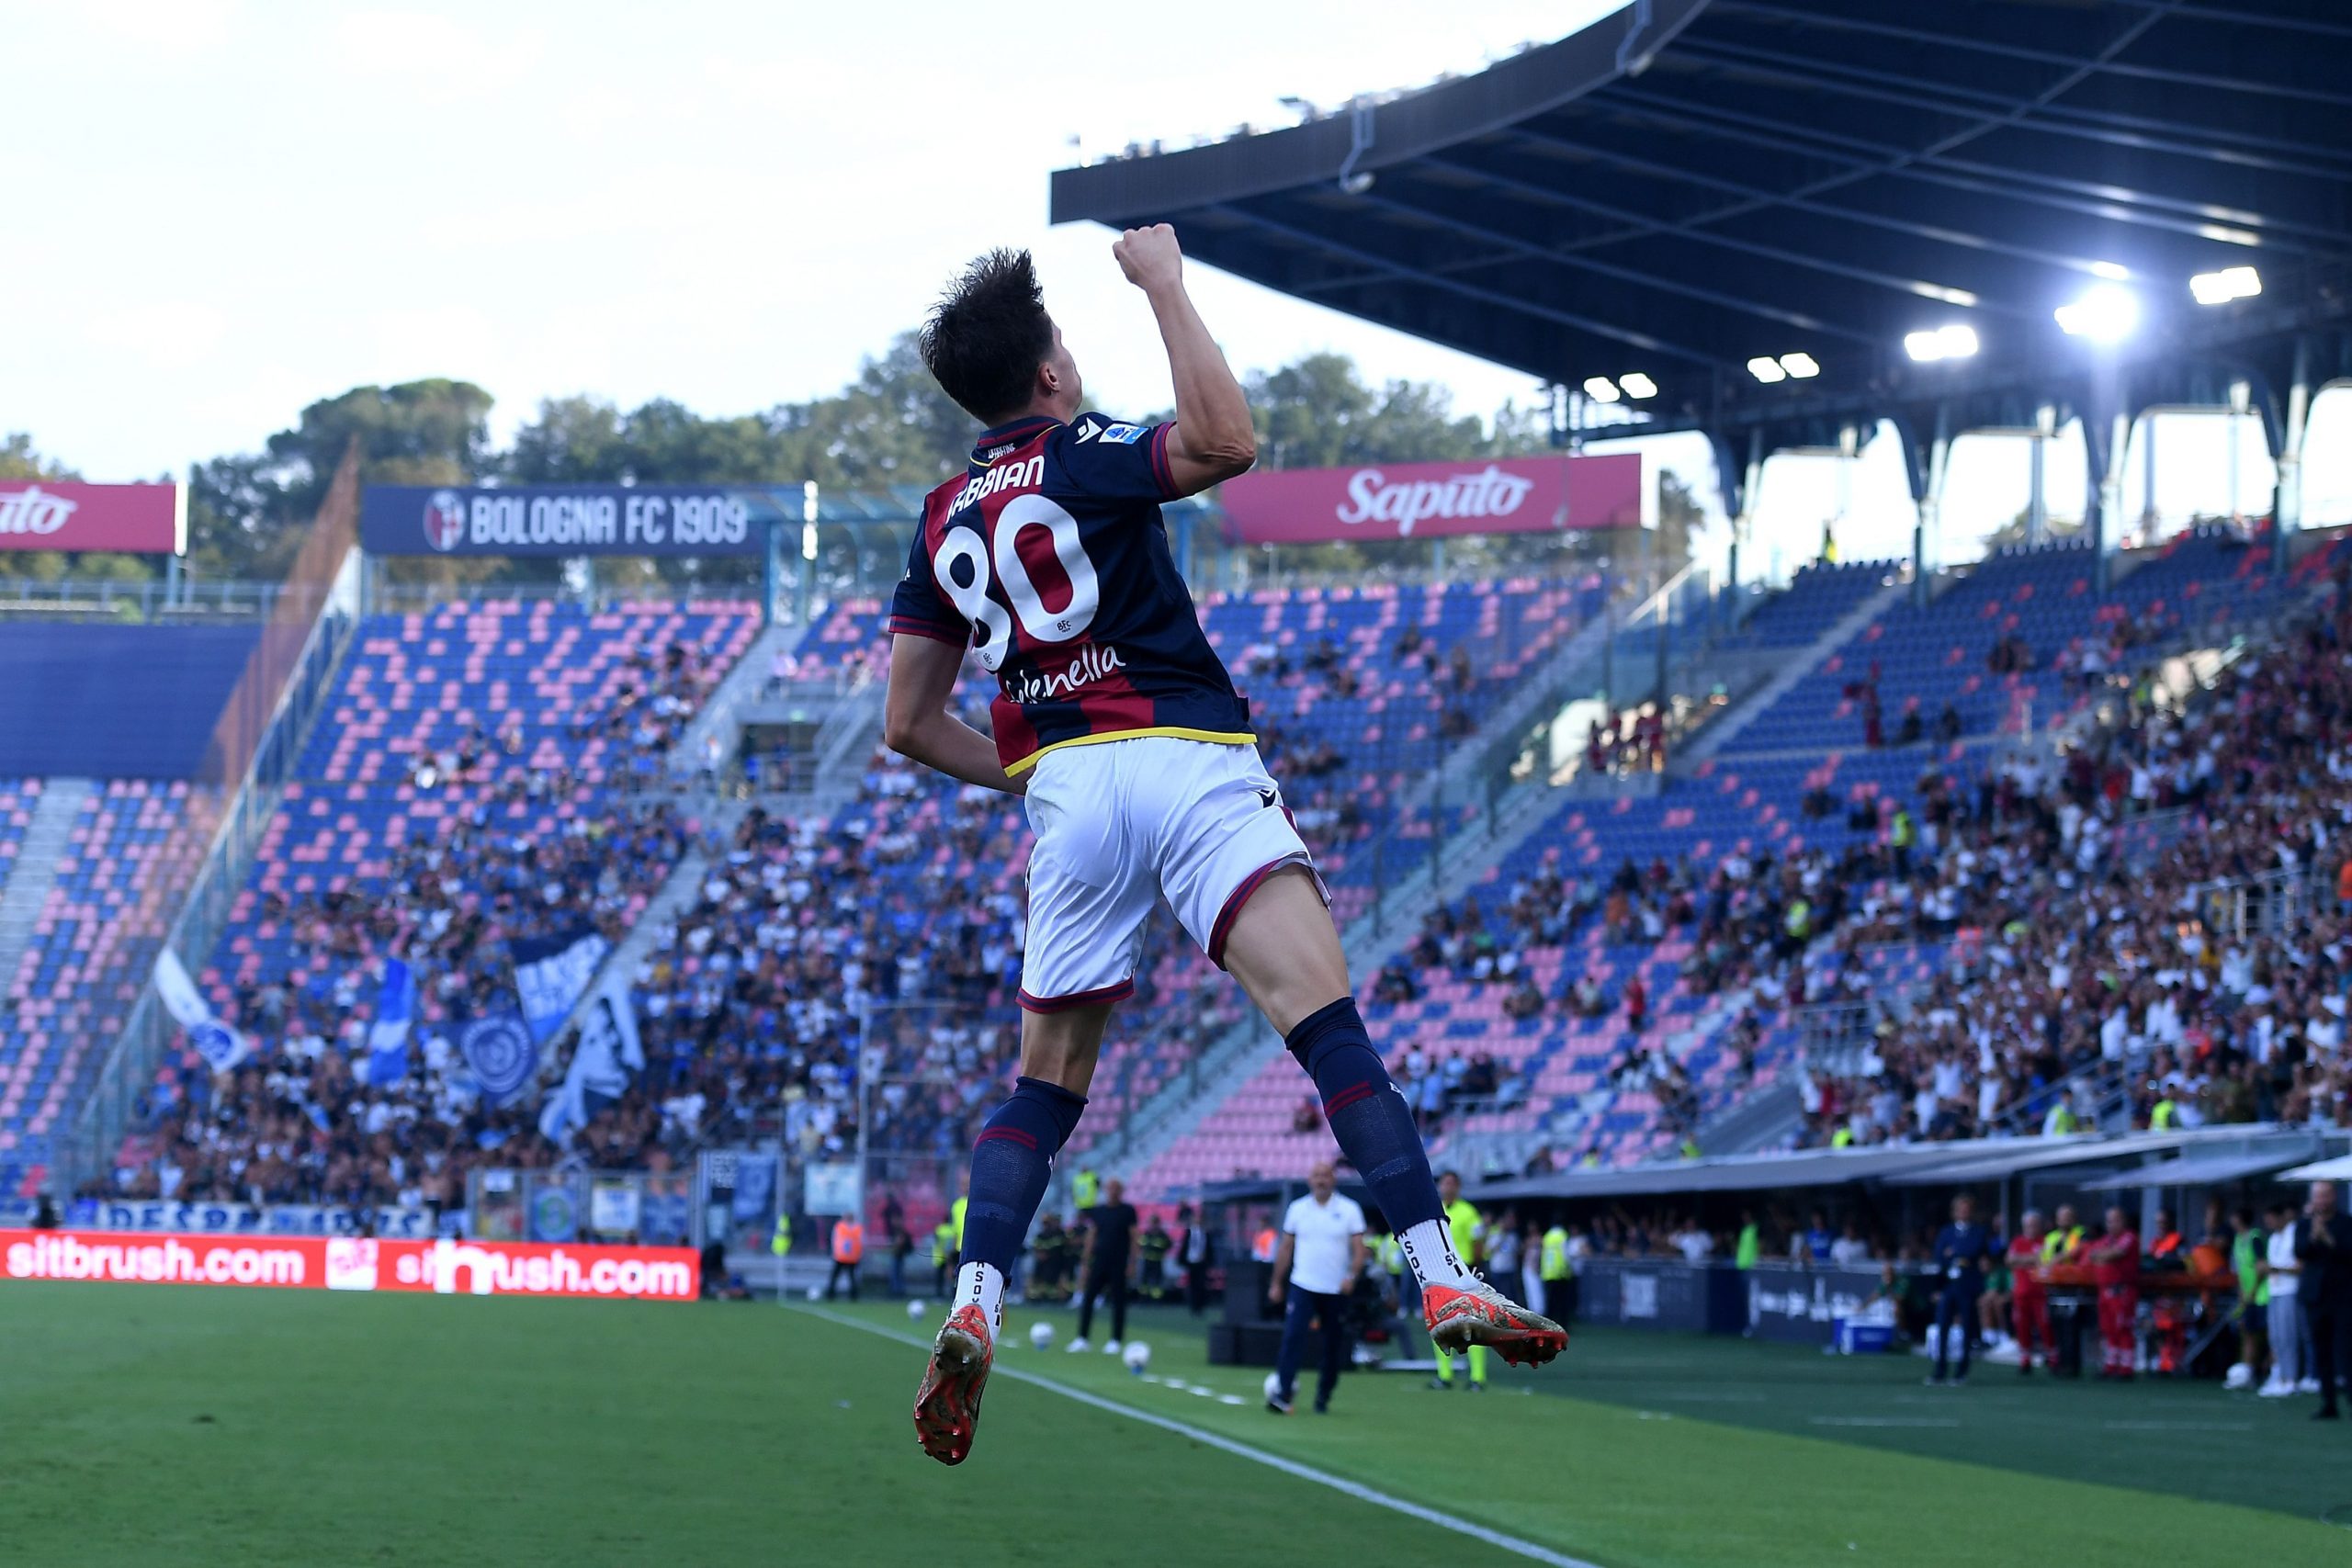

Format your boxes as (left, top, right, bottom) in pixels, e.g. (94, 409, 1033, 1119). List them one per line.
(2189, 265, 2261, 306)
(2088, 261, 2131, 281)
(1904, 324, 1979, 363)
(2055, 283, 2140, 343)
(1778, 353, 1820, 379)
(1746, 356, 1787, 384)
(1582, 376, 1621, 403)
(1618, 372, 1657, 400)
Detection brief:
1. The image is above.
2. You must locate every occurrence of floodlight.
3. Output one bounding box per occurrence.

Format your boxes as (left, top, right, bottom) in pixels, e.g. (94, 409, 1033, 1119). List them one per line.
(1746, 356, 1787, 384)
(2189, 265, 2261, 306)
(2054, 283, 2140, 342)
(1779, 352, 1821, 379)
(1582, 376, 1621, 403)
(1619, 372, 1657, 400)
(1904, 324, 1979, 363)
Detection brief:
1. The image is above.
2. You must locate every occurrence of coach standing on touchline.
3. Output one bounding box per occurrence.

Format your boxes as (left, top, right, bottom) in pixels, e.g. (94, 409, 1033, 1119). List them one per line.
(2296, 1179, 2352, 1419)
(1267, 1161, 1366, 1416)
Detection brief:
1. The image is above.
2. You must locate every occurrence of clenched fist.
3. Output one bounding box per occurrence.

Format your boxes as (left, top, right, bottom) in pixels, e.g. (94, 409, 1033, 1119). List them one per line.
(1113, 223, 1184, 292)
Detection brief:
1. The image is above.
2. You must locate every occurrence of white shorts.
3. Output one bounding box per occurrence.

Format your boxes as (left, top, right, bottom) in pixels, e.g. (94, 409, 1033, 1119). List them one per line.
(1018, 736, 1325, 1012)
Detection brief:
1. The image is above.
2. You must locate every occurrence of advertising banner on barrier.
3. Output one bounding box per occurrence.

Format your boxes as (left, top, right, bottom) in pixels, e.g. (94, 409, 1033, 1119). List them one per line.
(66, 1199, 439, 1239)
(362, 485, 766, 558)
(0, 480, 186, 554)
(1571, 1258, 1745, 1333)
(0, 1229, 699, 1302)
(1746, 1266, 1893, 1347)
(1216, 454, 1642, 545)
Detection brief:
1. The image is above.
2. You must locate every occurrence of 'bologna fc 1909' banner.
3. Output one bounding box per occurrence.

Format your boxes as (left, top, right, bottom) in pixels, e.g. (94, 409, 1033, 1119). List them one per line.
(1217, 453, 1643, 545)
(362, 484, 767, 557)
(0, 480, 186, 554)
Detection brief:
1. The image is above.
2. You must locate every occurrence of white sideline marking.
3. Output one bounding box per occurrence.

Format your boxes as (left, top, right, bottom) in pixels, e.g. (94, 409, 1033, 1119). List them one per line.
(1809, 1416, 1960, 1429)
(2102, 1420, 2252, 1433)
(800, 1306, 1602, 1568)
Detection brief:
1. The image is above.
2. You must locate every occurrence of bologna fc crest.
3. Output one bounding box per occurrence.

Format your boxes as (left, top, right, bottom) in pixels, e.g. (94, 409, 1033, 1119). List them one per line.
(422, 490, 468, 552)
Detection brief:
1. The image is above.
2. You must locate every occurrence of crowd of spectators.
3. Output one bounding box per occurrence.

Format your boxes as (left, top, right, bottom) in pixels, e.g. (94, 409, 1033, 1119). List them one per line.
(107, 793, 691, 1209)
(1797, 588, 2352, 1148)
(1381, 566, 2352, 1168)
(96, 640, 733, 1212)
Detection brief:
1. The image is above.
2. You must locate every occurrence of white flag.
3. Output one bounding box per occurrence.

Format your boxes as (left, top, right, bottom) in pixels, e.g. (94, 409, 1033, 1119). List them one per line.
(536, 975, 641, 1145)
(153, 947, 249, 1073)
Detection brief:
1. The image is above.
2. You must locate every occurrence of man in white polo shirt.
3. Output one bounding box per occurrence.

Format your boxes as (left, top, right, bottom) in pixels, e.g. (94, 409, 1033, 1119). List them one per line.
(1266, 1160, 1367, 1416)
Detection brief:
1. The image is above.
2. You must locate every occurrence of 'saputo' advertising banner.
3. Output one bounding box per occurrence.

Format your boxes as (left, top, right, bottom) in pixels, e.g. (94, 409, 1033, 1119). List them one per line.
(1217, 454, 1642, 545)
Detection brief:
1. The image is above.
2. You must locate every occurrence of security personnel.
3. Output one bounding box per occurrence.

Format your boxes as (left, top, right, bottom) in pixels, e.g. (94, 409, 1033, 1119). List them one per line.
(1137, 1213, 1173, 1299)
(2041, 1205, 2086, 1264)
(1735, 1211, 1762, 1270)
(1539, 1215, 1577, 1326)
(931, 1216, 957, 1297)
(826, 1215, 865, 1302)
(1890, 807, 1916, 879)
(1032, 1213, 1070, 1301)
(1430, 1171, 1489, 1392)
(768, 1210, 793, 1301)
(1072, 1168, 1101, 1212)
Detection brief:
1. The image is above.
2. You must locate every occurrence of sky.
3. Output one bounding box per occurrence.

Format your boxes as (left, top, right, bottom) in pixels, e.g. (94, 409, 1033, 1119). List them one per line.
(6, 0, 2347, 582)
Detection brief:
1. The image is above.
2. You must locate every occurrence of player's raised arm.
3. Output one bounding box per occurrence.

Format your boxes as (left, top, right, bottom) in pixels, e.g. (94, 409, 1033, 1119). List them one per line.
(1112, 224, 1256, 497)
(881, 633, 1023, 795)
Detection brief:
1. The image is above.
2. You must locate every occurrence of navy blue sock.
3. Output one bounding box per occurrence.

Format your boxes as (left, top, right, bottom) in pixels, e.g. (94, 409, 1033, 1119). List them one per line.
(1285, 998, 1442, 1233)
(960, 1076, 1087, 1275)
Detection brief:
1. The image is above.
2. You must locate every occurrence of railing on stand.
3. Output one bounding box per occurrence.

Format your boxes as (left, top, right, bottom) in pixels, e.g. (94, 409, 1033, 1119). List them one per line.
(50, 452, 367, 1197)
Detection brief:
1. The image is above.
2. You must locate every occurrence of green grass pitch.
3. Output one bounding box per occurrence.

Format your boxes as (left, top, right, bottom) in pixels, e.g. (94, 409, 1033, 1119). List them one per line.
(3, 1281, 2345, 1565)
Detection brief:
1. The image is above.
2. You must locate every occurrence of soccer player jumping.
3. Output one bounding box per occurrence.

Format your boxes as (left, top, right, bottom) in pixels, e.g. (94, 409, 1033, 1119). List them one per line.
(886, 226, 1566, 1465)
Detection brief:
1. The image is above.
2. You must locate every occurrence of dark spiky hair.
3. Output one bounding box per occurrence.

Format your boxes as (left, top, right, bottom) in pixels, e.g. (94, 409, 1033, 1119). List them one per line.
(921, 249, 1054, 425)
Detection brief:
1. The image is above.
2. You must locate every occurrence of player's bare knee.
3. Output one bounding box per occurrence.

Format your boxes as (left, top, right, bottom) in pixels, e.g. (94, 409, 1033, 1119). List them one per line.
(1221, 866, 1351, 1035)
(1016, 1002, 1114, 1093)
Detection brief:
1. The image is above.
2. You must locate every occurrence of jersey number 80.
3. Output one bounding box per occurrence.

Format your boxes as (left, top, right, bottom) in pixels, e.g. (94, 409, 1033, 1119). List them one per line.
(933, 494, 1100, 671)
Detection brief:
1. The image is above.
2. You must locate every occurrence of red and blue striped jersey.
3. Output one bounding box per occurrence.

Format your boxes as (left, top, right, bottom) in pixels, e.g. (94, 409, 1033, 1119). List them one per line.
(887, 413, 1252, 776)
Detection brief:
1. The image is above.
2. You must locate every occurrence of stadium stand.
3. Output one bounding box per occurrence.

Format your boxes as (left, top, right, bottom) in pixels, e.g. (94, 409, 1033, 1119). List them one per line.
(2, 782, 220, 1191)
(0, 623, 256, 778)
(89, 600, 758, 1206)
(81, 526, 2351, 1221)
(1122, 525, 2346, 1193)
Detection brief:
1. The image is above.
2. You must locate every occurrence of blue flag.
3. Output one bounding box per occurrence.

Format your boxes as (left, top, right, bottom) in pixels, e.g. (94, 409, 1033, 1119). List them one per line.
(509, 926, 608, 1043)
(365, 959, 415, 1087)
(458, 1009, 537, 1106)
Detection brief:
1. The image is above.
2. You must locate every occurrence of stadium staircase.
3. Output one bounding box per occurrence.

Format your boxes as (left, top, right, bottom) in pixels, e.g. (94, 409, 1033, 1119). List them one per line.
(543, 795, 753, 1055)
(669, 620, 799, 779)
(1678, 574, 1906, 765)
(0, 781, 94, 999)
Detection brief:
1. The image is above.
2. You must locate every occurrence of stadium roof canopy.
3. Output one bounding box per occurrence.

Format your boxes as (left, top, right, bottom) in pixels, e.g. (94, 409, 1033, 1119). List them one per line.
(1051, 0, 2352, 511)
